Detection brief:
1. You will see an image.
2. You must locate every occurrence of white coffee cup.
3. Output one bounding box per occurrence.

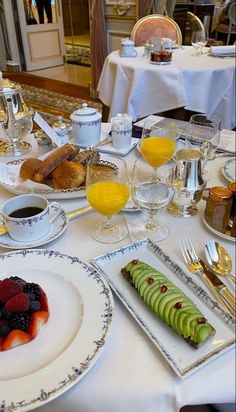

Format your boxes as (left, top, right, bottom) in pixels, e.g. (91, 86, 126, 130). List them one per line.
(111, 113, 132, 150)
(1, 194, 62, 242)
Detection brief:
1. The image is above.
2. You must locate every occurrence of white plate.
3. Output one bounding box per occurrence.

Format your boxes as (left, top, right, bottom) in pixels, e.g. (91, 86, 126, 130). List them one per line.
(0, 206, 69, 249)
(96, 137, 139, 157)
(92, 239, 235, 379)
(0, 249, 113, 411)
(202, 216, 235, 242)
(149, 60, 172, 65)
(221, 158, 236, 182)
(0, 159, 86, 200)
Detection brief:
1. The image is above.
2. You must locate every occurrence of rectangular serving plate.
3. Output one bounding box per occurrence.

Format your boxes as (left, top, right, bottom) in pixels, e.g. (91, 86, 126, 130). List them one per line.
(92, 239, 235, 379)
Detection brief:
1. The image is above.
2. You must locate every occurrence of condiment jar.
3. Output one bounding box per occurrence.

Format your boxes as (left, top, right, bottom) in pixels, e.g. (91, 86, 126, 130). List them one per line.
(120, 38, 137, 57)
(228, 181, 236, 227)
(70, 103, 102, 147)
(203, 186, 233, 233)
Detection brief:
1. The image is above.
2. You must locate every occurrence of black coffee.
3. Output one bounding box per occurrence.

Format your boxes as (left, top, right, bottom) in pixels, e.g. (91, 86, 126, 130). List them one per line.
(9, 207, 44, 218)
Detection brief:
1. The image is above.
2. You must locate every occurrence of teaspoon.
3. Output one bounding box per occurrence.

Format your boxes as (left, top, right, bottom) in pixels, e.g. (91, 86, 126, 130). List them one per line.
(205, 240, 236, 284)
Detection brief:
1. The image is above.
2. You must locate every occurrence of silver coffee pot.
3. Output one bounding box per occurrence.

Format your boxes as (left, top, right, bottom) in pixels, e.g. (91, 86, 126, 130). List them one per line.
(0, 72, 34, 156)
(168, 148, 207, 217)
(0, 71, 31, 122)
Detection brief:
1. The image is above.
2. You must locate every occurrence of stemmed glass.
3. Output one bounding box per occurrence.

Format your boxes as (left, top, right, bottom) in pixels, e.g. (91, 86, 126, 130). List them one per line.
(86, 154, 130, 243)
(191, 31, 202, 56)
(189, 114, 221, 163)
(131, 158, 175, 242)
(197, 30, 208, 55)
(140, 122, 176, 181)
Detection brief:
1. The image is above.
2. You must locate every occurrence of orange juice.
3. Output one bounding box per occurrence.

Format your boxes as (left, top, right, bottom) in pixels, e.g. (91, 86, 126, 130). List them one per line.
(140, 137, 175, 167)
(87, 181, 130, 216)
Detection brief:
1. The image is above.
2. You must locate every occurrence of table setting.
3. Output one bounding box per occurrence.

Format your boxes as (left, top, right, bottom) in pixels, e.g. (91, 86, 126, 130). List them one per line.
(97, 45, 235, 130)
(0, 76, 235, 412)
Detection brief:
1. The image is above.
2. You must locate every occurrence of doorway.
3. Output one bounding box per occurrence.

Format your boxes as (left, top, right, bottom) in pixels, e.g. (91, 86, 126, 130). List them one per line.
(62, 0, 91, 67)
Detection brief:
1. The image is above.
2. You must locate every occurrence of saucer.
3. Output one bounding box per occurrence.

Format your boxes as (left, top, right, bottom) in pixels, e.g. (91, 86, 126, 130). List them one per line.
(0, 207, 68, 249)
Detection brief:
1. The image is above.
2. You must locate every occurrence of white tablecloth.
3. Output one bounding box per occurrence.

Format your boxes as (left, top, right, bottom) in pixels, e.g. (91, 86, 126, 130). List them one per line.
(0, 131, 235, 412)
(97, 47, 236, 130)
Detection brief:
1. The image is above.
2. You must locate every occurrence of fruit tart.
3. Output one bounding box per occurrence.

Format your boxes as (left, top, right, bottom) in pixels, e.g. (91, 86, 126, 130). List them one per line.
(121, 260, 215, 348)
(0, 276, 49, 351)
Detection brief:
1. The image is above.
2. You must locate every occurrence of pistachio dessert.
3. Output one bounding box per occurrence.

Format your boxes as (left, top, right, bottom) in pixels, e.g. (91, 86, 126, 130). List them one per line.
(121, 260, 215, 348)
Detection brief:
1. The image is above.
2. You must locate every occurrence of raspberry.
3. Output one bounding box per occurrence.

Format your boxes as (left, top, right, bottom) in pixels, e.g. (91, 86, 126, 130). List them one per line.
(0, 279, 23, 304)
(5, 293, 30, 313)
(10, 312, 30, 331)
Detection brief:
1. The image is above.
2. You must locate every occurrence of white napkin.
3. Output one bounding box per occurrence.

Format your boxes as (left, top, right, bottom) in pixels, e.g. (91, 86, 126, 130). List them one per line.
(210, 45, 236, 55)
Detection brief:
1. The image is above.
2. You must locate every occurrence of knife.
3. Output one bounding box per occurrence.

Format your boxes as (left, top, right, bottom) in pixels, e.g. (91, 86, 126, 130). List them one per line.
(200, 259, 236, 316)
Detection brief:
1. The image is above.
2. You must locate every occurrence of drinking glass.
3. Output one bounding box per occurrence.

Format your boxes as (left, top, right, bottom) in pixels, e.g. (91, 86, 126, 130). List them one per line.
(196, 30, 208, 55)
(131, 157, 175, 241)
(140, 122, 176, 181)
(86, 154, 130, 243)
(191, 31, 202, 56)
(188, 114, 221, 163)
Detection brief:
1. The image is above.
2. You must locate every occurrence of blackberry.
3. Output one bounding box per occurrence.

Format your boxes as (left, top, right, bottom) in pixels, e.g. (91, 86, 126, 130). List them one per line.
(10, 312, 30, 331)
(9, 276, 27, 288)
(23, 283, 41, 300)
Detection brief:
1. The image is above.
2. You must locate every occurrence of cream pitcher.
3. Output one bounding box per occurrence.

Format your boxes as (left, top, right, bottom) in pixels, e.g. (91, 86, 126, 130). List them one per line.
(168, 148, 207, 218)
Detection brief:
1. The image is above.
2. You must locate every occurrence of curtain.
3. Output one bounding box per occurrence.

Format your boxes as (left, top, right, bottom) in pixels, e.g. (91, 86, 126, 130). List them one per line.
(137, 0, 152, 18)
(138, 0, 177, 18)
(89, 0, 107, 96)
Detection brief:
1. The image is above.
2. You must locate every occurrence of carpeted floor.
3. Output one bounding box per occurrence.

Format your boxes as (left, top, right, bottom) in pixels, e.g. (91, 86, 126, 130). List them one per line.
(3, 72, 102, 121)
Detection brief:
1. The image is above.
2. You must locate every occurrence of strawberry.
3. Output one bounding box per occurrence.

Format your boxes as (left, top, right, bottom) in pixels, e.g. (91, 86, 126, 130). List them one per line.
(5, 293, 30, 313)
(0, 337, 4, 351)
(28, 310, 49, 338)
(39, 289, 48, 311)
(2, 329, 31, 351)
(0, 279, 23, 304)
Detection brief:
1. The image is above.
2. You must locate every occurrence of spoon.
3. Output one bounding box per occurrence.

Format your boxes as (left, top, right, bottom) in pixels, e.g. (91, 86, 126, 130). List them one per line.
(205, 240, 236, 284)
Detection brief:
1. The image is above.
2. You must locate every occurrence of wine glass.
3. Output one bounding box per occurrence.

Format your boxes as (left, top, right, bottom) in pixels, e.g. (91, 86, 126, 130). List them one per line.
(140, 122, 176, 181)
(131, 157, 175, 242)
(86, 154, 130, 243)
(197, 30, 208, 55)
(191, 31, 202, 56)
(188, 114, 221, 163)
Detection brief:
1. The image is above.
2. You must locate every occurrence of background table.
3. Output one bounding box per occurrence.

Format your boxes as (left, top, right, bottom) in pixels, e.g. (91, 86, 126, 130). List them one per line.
(97, 46, 235, 130)
(0, 126, 235, 412)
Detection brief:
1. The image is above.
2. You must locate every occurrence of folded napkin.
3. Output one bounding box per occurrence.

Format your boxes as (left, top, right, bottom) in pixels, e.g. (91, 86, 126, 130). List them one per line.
(210, 45, 236, 55)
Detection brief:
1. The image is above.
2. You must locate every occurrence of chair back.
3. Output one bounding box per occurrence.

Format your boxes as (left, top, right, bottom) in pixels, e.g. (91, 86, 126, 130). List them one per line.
(130, 14, 182, 46)
(186, 11, 205, 33)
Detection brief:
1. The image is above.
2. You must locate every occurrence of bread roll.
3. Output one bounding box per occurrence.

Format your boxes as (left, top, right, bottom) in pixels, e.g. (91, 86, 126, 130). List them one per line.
(19, 158, 43, 181)
(52, 160, 86, 189)
(34, 144, 77, 183)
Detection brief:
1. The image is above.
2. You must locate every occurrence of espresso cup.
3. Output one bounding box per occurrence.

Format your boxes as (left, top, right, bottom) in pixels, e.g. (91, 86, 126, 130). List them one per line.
(1, 194, 62, 242)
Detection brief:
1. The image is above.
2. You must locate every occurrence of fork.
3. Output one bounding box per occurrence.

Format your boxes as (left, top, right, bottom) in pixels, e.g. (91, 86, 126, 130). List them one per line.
(179, 235, 232, 315)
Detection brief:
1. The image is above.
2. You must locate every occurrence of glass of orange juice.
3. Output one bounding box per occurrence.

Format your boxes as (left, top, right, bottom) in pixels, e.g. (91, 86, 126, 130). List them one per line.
(140, 122, 176, 180)
(86, 154, 130, 243)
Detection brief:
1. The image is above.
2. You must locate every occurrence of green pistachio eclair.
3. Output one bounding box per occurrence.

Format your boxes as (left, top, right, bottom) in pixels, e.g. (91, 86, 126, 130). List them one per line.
(122, 260, 215, 348)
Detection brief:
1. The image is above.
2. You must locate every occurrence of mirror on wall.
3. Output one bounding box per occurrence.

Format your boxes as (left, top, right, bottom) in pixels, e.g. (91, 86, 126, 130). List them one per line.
(24, 0, 57, 25)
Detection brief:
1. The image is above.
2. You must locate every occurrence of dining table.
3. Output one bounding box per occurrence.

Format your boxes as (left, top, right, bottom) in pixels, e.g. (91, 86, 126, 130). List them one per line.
(97, 46, 236, 130)
(0, 122, 235, 412)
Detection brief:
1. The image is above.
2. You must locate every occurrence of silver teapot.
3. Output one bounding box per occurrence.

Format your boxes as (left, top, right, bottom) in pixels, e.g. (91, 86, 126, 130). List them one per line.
(168, 148, 207, 217)
(0, 71, 31, 122)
